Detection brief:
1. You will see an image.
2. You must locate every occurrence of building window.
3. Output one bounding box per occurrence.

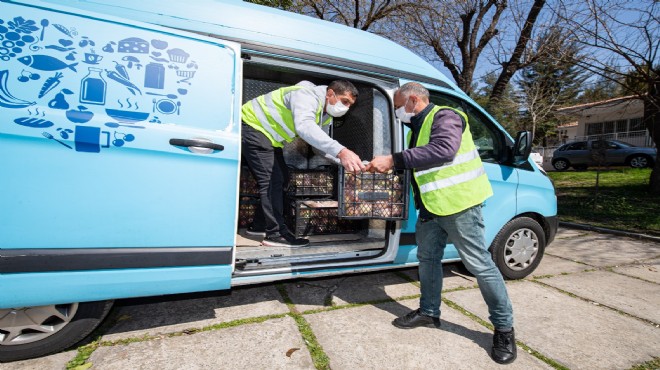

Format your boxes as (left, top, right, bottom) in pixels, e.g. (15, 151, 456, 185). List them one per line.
(587, 122, 603, 135)
(615, 120, 627, 132)
(629, 117, 644, 131)
(603, 121, 614, 134)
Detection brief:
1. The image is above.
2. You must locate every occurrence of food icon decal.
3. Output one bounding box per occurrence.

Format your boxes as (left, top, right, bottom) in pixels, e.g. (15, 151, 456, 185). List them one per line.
(1, 11, 207, 154)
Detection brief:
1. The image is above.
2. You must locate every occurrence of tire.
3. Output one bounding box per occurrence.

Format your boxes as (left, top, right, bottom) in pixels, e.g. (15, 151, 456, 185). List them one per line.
(489, 217, 546, 280)
(0, 300, 113, 363)
(628, 155, 652, 169)
(552, 159, 570, 171)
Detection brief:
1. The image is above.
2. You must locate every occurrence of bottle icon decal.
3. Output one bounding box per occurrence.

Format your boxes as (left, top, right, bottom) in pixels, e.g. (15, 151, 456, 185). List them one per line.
(144, 62, 165, 89)
(80, 67, 107, 105)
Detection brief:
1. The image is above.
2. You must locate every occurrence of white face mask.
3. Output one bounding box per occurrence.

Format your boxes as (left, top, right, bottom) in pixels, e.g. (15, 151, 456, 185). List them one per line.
(395, 98, 414, 123)
(326, 92, 350, 118)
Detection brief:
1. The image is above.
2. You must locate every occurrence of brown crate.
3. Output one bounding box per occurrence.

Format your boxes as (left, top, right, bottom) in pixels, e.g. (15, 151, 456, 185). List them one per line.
(288, 169, 334, 197)
(338, 168, 409, 220)
(286, 200, 361, 237)
(238, 197, 260, 228)
(240, 168, 259, 196)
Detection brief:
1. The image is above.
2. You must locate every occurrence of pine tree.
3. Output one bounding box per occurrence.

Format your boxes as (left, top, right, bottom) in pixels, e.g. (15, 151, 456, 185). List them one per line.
(515, 26, 587, 145)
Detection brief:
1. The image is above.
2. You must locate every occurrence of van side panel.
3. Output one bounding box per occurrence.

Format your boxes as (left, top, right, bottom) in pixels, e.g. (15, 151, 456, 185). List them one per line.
(0, 266, 232, 308)
(515, 168, 557, 217)
(481, 163, 519, 243)
(0, 1, 242, 308)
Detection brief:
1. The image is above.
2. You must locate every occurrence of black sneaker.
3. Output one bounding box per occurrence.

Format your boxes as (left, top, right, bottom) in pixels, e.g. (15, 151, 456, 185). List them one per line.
(491, 328, 517, 364)
(262, 233, 309, 247)
(392, 309, 441, 329)
(245, 225, 266, 237)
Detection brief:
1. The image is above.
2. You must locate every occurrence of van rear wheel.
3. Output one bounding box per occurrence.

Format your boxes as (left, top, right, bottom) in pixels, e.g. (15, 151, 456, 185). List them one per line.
(490, 217, 546, 280)
(0, 300, 113, 363)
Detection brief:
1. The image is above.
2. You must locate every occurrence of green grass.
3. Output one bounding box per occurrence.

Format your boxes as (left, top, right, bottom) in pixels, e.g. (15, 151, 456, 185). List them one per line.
(548, 168, 660, 235)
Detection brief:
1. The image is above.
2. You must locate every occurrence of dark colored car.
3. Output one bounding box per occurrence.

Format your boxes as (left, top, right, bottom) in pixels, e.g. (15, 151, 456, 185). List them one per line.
(552, 139, 656, 171)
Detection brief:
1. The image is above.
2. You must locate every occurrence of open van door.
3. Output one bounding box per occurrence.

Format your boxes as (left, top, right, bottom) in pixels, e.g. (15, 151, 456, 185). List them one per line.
(0, 0, 242, 307)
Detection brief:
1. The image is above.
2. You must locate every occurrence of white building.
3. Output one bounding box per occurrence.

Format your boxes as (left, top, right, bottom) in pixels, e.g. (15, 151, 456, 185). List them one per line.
(555, 96, 653, 147)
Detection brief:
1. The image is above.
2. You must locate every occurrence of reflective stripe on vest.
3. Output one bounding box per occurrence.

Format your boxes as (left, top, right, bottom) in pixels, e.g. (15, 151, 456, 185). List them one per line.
(241, 85, 326, 147)
(408, 106, 493, 216)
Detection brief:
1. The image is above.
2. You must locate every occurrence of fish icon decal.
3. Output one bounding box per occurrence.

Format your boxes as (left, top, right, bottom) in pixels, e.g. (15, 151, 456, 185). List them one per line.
(17, 55, 78, 72)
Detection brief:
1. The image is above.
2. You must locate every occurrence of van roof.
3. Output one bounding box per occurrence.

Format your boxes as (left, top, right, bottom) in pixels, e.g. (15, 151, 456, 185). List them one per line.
(37, 0, 461, 92)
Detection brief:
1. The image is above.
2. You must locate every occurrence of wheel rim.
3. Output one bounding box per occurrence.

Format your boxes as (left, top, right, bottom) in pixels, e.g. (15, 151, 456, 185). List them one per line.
(0, 303, 79, 346)
(554, 160, 567, 170)
(630, 156, 647, 168)
(503, 228, 539, 271)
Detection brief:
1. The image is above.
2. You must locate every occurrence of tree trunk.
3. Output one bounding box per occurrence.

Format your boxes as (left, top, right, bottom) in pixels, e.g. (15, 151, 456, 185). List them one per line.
(646, 80, 660, 194)
(488, 0, 545, 103)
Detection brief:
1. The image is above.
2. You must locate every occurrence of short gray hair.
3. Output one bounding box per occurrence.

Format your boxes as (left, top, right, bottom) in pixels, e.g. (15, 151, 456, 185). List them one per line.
(397, 82, 429, 101)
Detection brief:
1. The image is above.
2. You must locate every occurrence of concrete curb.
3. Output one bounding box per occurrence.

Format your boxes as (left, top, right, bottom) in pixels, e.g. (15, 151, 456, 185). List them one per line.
(559, 221, 660, 243)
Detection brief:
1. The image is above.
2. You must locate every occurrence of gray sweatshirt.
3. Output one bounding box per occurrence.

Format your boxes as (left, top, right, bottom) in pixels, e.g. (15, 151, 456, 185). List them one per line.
(283, 81, 345, 160)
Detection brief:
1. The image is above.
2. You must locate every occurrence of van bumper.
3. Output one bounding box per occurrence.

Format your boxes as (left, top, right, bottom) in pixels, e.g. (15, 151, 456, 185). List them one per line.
(546, 215, 558, 245)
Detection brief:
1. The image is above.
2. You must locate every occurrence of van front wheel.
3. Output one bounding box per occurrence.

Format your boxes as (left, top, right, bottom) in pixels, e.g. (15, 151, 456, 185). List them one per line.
(490, 217, 546, 280)
(0, 300, 113, 363)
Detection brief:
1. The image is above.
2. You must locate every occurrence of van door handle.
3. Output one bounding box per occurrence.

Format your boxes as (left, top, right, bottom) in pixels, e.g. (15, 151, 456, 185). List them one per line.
(169, 138, 224, 151)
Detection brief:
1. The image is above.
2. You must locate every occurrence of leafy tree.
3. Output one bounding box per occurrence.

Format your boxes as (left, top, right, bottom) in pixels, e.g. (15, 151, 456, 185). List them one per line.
(473, 72, 522, 134)
(516, 26, 587, 145)
(576, 68, 625, 104)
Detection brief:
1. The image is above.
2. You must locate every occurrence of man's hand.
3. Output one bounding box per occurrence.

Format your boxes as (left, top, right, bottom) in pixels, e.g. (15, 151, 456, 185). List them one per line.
(365, 155, 394, 173)
(337, 148, 366, 173)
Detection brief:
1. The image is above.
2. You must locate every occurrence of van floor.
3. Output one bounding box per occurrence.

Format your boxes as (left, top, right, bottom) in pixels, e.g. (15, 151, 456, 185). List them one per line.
(235, 229, 385, 259)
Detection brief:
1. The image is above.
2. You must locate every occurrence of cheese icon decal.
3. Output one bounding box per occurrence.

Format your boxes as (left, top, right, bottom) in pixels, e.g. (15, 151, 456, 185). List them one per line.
(118, 37, 149, 54)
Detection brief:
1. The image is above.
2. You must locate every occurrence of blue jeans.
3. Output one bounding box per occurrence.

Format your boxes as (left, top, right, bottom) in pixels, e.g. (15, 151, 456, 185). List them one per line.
(416, 204, 513, 329)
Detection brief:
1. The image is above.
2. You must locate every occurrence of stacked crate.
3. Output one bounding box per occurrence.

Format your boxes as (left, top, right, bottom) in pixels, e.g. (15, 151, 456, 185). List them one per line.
(238, 167, 260, 229)
(285, 167, 362, 237)
(338, 168, 410, 220)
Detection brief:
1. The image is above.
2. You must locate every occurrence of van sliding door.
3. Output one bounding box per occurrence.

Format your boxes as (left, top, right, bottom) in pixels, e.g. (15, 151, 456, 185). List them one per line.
(0, 1, 242, 307)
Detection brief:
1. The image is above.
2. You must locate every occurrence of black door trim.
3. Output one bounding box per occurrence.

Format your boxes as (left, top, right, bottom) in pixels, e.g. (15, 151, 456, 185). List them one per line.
(0, 247, 233, 273)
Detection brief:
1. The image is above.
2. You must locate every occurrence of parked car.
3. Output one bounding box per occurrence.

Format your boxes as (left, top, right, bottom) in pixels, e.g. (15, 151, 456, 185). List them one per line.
(552, 139, 657, 171)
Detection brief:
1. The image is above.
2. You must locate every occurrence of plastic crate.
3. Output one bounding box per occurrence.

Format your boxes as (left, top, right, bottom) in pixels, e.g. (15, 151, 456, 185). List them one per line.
(287, 168, 334, 197)
(239, 167, 259, 196)
(338, 168, 409, 220)
(286, 200, 362, 237)
(238, 196, 260, 228)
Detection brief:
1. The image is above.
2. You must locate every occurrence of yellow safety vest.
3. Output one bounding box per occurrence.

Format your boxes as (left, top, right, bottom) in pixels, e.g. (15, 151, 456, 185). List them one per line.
(407, 106, 493, 216)
(241, 85, 333, 147)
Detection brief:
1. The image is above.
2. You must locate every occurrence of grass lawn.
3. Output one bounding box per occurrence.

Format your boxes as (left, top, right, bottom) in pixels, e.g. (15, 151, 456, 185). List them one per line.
(548, 168, 660, 236)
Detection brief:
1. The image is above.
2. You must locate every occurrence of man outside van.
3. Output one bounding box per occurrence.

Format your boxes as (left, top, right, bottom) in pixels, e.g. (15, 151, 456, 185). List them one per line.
(366, 82, 517, 364)
(241, 80, 365, 247)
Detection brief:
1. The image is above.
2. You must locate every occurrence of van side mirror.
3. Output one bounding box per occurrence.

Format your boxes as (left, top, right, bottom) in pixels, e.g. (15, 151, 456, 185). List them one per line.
(512, 130, 532, 165)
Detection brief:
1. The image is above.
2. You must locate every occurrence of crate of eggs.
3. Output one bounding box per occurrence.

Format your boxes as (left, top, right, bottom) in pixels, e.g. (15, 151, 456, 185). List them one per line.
(286, 200, 362, 237)
(239, 167, 259, 197)
(338, 168, 409, 220)
(288, 168, 334, 197)
(238, 197, 260, 228)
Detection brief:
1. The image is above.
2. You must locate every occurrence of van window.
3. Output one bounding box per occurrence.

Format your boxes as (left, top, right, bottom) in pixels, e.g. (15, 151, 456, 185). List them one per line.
(429, 93, 504, 163)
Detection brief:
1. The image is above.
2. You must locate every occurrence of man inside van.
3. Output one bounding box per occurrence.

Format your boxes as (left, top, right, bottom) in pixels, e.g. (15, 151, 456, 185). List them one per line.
(366, 82, 516, 364)
(241, 80, 365, 247)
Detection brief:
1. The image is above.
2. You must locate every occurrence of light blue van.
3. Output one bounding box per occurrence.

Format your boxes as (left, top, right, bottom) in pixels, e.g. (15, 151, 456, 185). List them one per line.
(0, 0, 557, 362)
